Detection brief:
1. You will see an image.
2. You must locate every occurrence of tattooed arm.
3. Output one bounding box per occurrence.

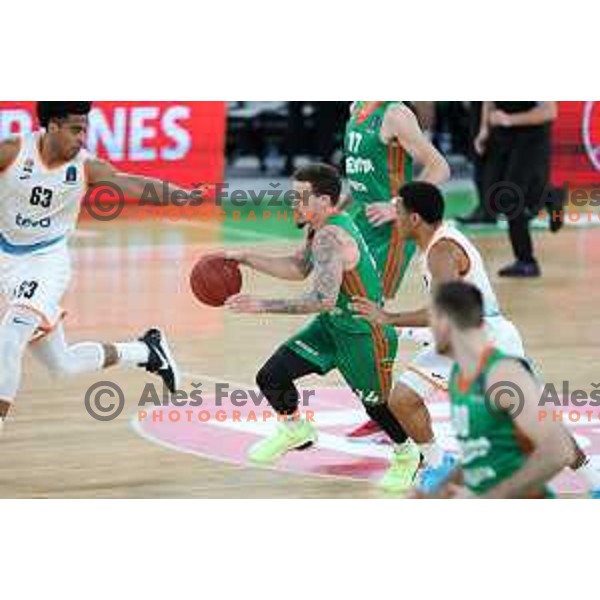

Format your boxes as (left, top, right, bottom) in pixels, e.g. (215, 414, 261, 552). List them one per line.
(226, 226, 346, 314)
(224, 242, 313, 282)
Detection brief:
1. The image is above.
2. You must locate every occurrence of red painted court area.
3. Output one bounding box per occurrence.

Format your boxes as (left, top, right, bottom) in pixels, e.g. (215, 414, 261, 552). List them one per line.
(134, 386, 598, 496)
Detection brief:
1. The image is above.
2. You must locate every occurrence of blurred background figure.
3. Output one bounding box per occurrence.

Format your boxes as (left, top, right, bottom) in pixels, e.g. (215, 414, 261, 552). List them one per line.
(460, 102, 491, 222)
(226, 102, 349, 175)
(464, 101, 558, 277)
(283, 102, 349, 175)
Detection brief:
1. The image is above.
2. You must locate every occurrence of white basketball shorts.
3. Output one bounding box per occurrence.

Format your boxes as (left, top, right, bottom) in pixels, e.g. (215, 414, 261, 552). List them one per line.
(0, 242, 71, 334)
(397, 316, 525, 401)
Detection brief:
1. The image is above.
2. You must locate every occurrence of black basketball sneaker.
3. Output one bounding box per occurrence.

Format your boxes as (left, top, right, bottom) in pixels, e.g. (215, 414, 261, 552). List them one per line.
(139, 328, 180, 393)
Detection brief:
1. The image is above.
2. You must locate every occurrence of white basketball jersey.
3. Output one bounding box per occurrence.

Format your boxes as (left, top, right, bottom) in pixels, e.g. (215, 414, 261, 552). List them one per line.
(0, 132, 91, 251)
(421, 222, 501, 318)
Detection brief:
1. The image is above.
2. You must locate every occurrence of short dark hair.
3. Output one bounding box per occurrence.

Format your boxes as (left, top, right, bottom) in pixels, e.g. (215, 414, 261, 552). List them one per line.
(399, 181, 445, 224)
(37, 102, 92, 128)
(433, 281, 484, 330)
(293, 163, 342, 205)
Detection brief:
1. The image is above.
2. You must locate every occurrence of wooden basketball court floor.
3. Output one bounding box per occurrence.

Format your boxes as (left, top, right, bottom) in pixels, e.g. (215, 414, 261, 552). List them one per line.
(1, 214, 599, 498)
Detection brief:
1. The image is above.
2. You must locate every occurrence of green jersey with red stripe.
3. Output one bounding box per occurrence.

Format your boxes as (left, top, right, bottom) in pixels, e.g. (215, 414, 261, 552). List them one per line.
(345, 101, 413, 206)
(449, 347, 552, 498)
(344, 101, 415, 297)
(310, 211, 383, 334)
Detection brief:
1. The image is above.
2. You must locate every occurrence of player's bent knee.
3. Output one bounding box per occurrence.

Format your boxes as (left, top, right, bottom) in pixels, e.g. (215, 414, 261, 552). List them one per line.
(0, 309, 38, 366)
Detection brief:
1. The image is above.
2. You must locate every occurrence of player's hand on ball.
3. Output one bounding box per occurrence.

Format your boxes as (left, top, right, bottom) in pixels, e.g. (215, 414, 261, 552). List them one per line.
(225, 294, 263, 313)
(350, 297, 388, 325)
(365, 202, 397, 227)
(204, 250, 247, 264)
(223, 250, 248, 264)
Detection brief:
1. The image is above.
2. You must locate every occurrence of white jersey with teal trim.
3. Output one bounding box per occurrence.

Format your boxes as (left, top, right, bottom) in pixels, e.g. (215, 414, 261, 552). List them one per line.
(398, 222, 525, 402)
(0, 132, 91, 253)
(421, 222, 501, 318)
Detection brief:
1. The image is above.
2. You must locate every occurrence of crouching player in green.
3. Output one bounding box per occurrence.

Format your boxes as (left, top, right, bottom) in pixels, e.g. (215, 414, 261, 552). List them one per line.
(425, 281, 575, 498)
(225, 163, 419, 491)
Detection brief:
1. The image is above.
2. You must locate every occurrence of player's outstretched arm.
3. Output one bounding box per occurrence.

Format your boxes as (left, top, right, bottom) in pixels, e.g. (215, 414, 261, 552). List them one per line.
(223, 244, 313, 282)
(0, 139, 20, 173)
(226, 226, 344, 315)
(384, 104, 451, 186)
(351, 239, 465, 327)
(85, 158, 196, 201)
(350, 296, 429, 327)
(461, 360, 575, 499)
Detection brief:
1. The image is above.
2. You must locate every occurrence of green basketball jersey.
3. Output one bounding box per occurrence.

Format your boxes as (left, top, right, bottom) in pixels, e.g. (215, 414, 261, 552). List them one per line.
(344, 101, 413, 234)
(309, 212, 383, 333)
(344, 102, 416, 297)
(449, 347, 550, 498)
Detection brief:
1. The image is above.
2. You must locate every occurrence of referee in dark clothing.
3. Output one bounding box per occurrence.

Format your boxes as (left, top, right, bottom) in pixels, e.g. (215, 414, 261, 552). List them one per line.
(475, 101, 557, 277)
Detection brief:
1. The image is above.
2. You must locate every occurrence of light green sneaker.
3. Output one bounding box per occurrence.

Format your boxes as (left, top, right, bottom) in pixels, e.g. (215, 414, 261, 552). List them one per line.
(379, 441, 421, 494)
(248, 420, 318, 465)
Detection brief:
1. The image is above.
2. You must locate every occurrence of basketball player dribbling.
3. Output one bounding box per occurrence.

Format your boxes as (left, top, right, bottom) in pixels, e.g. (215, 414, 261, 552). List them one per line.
(344, 101, 450, 439)
(224, 164, 419, 491)
(0, 101, 184, 432)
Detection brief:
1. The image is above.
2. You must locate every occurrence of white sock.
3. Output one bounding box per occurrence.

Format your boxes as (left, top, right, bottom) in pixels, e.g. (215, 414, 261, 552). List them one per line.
(575, 460, 600, 490)
(115, 342, 150, 367)
(393, 440, 413, 454)
(419, 441, 445, 468)
(282, 414, 303, 429)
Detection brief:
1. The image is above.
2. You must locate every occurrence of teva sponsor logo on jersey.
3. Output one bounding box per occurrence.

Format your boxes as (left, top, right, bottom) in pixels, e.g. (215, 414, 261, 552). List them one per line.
(133, 385, 598, 495)
(345, 156, 375, 175)
(15, 213, 51, 229)
(582, 101, 600, 172)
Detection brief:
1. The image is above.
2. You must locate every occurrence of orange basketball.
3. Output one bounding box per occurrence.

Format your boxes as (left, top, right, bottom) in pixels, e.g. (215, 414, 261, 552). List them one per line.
(190, 255, 242, 307)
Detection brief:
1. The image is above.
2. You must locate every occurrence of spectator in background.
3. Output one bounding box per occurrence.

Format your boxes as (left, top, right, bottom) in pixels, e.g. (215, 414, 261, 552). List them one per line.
(283, 102, 307, 175)
(473, 101, 557, 278)
(283, 102, 348, 174)
(459, 102, 496, 224)
(433, 102, 470, 156)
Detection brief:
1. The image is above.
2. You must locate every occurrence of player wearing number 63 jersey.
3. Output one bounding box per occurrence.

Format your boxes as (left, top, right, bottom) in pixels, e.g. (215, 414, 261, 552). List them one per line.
(0, 101, 184, 432)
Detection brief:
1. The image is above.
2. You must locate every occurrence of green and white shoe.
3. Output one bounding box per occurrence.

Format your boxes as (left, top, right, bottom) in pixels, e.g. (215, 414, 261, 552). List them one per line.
(379, 441, 421, 494)
(248, 420, 318, 465)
